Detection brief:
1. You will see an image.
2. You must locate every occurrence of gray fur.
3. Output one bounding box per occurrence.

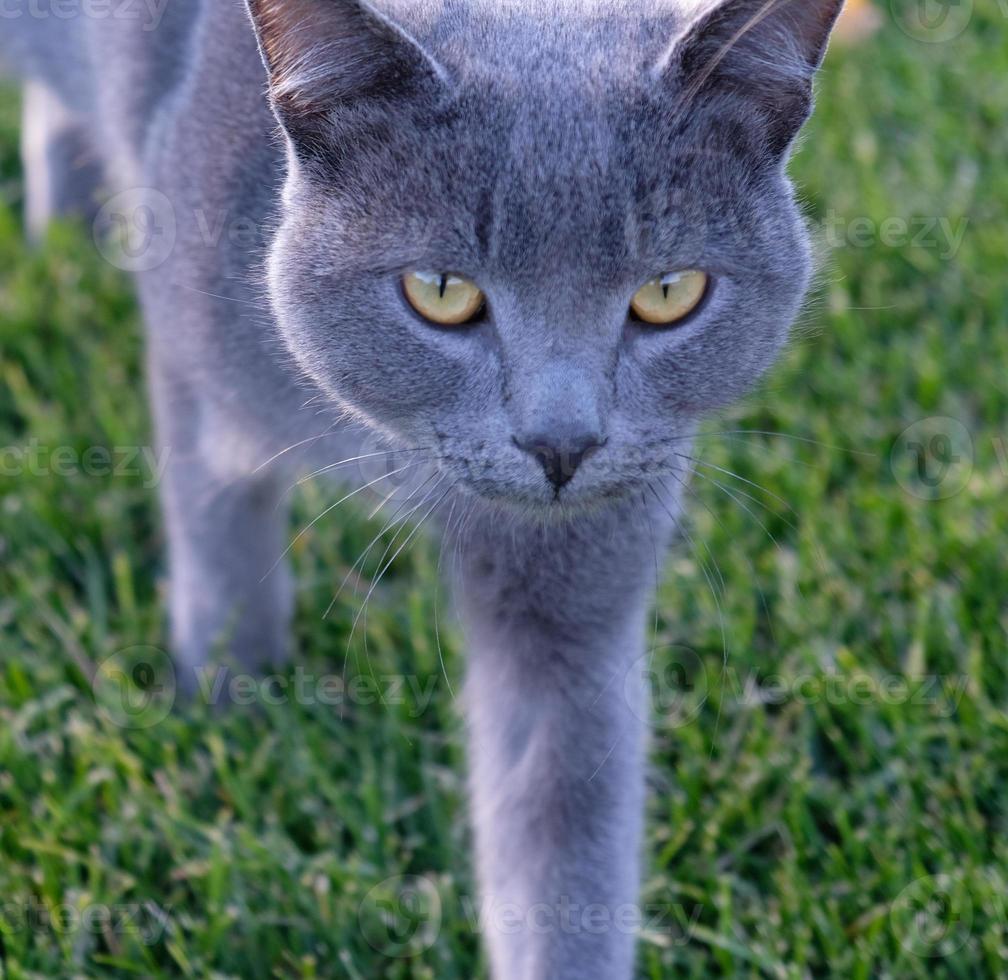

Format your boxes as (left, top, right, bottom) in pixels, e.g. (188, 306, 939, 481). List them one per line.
(1, 0, 843, 975)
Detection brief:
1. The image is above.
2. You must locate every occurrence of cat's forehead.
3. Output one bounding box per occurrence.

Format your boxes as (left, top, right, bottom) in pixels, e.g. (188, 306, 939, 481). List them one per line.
(385, 102, 750, 283)
(315, 0, 771, 277)
(330, 78, 758, 279)
(379, 0, 697, 90)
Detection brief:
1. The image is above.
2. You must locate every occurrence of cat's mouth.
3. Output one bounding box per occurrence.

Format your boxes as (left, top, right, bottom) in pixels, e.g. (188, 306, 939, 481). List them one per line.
(429, 430, 693, 514)
(455, 477, 626, 514)
(447, 457, 674, 514)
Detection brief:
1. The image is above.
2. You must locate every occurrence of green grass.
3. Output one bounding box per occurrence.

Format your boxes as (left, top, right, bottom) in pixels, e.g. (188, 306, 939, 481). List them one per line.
(2, 4, 1008, 977)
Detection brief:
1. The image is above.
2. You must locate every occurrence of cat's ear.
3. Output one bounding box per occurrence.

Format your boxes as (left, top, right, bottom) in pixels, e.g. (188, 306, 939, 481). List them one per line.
(245, 0, 448, 145)
(655, 0, 845, 156)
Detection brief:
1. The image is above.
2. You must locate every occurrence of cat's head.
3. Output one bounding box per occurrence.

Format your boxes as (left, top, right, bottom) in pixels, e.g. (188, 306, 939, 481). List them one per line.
(247, 0, 843, 510)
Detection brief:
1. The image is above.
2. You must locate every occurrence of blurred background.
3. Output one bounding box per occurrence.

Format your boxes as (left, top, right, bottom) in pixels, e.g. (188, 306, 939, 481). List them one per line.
(1, 1, 1006, 976)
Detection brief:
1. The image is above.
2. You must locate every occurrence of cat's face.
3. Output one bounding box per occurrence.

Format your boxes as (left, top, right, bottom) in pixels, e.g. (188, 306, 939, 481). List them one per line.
(253, 0, 843, 510)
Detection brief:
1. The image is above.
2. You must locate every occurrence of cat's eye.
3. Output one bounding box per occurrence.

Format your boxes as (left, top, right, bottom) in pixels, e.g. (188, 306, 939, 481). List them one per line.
(402, 271, 485, 326)
(630, 270, 709, 326)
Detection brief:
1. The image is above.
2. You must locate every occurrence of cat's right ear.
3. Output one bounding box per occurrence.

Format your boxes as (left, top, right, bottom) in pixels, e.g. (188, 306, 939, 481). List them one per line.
(654, 0, 845, 158)
(245, 0, 448, 147)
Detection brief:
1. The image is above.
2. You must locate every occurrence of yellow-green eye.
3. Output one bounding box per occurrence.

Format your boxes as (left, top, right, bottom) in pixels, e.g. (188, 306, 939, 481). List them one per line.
(402, 271, 485, 326)
(630, 270, 709, 325)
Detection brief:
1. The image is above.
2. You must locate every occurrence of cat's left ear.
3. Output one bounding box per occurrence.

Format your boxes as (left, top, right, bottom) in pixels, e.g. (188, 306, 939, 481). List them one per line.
(655, 0, 845, 157)
(245, 0, 449, 147)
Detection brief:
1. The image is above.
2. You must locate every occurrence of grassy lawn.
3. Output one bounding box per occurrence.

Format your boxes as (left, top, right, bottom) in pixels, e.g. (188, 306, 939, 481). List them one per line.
(2, 3, 1007, 977)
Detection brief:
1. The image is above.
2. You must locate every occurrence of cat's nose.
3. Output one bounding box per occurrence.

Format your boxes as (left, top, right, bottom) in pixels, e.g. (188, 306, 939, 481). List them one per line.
(513, 431, 605, 491)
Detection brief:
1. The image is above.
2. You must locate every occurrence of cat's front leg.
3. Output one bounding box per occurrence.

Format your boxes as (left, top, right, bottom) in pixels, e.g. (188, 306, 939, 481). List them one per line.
(453, 500, 670, 980)
(149, 361, 295, 692)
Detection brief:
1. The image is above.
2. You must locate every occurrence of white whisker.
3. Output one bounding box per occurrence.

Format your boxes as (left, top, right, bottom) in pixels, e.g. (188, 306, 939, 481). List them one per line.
(261, 461, 419, 583)
(650, 479, 729, 758)
(252, 427, 339, 475)
(344, 478, 455, 677)
(291, 446, 433, 492)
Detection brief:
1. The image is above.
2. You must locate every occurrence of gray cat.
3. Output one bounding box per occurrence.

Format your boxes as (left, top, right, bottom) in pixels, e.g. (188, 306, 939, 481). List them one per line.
(2, 0, 844, 975)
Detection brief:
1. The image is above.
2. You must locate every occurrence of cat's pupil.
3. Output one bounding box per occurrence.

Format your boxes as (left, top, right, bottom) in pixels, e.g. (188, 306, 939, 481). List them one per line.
(439, 275, 447, 299)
